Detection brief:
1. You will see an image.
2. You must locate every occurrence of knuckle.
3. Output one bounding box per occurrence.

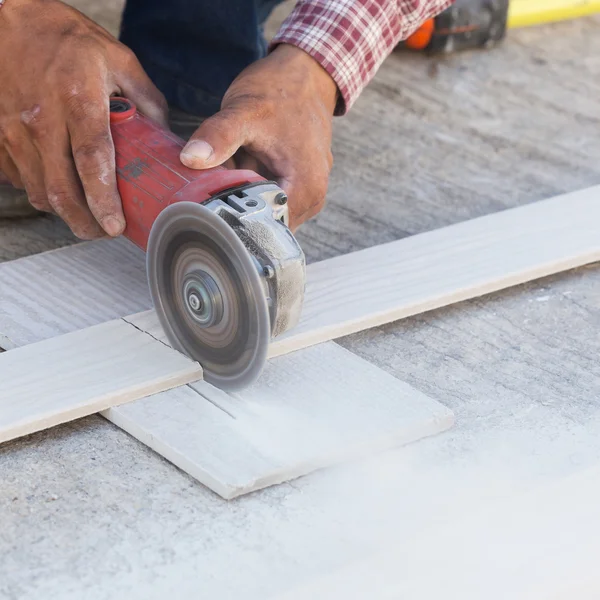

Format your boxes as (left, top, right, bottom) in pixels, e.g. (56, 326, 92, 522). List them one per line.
(226, 93, 275, 121)
(73, 137, 114, 174)
(0, 119, 22, 145)
(63, 89, 103, 123)
(252, 99, 276, 122)
(46, 186, 99, 240)
(58, 19, 82, 39)
(154, 90, 169, 115)
(28, 194, 51, 211)
(19, 105, 45, 138)
(75, 223, 104, 241)
(46, 187, 73, 214)
(20, 104, 42, 127)
(119, 45, 141, 70)
(253, 98, 276, 122)
(60, 80, 85, 103)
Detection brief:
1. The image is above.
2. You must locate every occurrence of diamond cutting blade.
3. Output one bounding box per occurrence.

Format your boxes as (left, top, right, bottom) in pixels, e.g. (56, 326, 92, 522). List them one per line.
(146, 201, 270, 391)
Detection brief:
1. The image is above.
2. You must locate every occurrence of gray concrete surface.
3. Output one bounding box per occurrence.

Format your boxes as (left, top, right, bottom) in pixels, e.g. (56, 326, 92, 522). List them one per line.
(1, 2, 600, 598)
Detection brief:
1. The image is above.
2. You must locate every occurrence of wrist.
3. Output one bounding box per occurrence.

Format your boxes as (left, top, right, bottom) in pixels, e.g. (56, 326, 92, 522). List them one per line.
(270, 44, 338, 116)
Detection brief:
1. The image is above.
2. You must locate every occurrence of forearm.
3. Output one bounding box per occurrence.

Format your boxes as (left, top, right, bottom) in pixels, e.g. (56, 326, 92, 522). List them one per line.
(271, 0, 453, 114)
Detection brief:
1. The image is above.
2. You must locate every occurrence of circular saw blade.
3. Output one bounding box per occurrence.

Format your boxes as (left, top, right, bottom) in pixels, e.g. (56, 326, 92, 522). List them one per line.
(147, 201, 270, 391)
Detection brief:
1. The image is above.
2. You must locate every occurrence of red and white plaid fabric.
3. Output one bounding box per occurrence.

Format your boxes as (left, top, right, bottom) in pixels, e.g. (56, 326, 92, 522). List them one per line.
(271, 0, 453, 114)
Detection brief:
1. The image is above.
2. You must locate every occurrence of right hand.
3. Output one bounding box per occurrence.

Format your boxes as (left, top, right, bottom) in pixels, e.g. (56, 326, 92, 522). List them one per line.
(0, 0, 167, 239)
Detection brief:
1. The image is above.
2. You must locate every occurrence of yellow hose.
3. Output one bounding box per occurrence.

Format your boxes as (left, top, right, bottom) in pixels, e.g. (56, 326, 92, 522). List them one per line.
(508, 0, 600, 27)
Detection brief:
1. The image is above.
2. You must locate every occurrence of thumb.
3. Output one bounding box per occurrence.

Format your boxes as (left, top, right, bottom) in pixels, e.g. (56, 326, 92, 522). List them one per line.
(180, 109, 249, 170)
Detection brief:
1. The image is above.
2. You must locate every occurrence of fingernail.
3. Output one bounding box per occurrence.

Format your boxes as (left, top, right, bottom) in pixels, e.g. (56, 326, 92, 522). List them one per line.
(102, 216, 125, 237)
(181, 140, 213, 166)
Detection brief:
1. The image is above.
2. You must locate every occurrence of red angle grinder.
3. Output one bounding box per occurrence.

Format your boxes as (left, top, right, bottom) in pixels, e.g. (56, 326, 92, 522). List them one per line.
(109, 97, 305, 391)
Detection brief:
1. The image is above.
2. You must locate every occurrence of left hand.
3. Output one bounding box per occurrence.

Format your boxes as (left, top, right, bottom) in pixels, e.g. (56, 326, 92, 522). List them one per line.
(179, 44, 337, 231)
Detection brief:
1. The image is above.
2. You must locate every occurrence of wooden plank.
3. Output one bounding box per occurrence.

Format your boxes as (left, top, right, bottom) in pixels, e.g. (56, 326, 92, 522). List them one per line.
(272, 185, 600, 356)
(2, 187, 599, 356)
(3, 186, 600, 357)
(0, 319, 202, 444)
(0, 237, 150, 348)
(122, 185, 600, 358)
(276, 465, 600, 600)
(104, 342, 454, 499)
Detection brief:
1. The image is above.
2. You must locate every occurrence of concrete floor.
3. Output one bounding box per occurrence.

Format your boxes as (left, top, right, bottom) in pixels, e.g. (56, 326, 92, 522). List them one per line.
(1, 3, 600, 599)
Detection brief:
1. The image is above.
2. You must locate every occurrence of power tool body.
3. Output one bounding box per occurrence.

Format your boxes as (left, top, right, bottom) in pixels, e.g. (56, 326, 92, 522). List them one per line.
(110, 98, 305, 391)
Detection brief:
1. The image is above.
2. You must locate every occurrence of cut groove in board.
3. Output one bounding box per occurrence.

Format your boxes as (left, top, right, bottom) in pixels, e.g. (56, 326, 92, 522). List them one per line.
(103, 342, 454, 499)
(0, 319, 202, 444)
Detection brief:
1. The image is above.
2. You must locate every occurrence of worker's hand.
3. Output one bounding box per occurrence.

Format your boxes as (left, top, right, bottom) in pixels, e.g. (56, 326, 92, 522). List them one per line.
(180, 44, 337, 230)
(0, 0, 167, 239)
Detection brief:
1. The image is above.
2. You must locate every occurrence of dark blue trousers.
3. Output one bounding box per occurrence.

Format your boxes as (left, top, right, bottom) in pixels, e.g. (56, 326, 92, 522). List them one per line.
(120, 0, 285, 117)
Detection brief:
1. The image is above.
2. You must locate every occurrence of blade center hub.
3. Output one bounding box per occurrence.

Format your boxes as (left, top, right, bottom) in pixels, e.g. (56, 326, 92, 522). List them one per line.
(183, 270, 224, 328)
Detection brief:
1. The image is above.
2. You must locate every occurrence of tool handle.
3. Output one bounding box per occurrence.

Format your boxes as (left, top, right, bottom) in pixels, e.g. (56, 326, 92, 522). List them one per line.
(110, 97, 264, 251)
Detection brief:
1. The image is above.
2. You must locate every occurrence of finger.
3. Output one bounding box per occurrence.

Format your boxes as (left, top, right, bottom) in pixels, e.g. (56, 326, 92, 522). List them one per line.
(31, 114, 105, 239)
(180, 108, 252, 170)
(0, 150, 23, 189)
(280, 168, 329, 231)
(45, 156, 105, 239)
(66, 94, 124, 237)
(117, 50, 169, 127)
(5, 133, 51, 211)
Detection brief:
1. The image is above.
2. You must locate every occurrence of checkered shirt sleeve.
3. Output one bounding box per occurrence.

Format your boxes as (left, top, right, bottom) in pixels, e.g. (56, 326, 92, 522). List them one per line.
(271, 0, 453, 114)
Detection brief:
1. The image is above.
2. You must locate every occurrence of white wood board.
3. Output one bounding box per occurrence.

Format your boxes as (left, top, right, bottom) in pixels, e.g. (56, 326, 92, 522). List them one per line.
(276, 466, 600, 600)
(0, 319, 202, 444)
(272, 185, 600, 355)
(0, 237, 150, 348)
(2, 187, 600, 357)
(105, 342, 454, 499)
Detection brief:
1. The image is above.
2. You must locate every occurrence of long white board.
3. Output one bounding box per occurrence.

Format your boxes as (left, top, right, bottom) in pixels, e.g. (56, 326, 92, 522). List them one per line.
(273, 184, 600, 355)
(0, 237, 149, 349)
(0, 319, 202, 444)
(2, 186, 599, 355)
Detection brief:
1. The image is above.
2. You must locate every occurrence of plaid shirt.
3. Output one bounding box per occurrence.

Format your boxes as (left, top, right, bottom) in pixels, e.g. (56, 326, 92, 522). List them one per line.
(271, 0, 452, 114)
